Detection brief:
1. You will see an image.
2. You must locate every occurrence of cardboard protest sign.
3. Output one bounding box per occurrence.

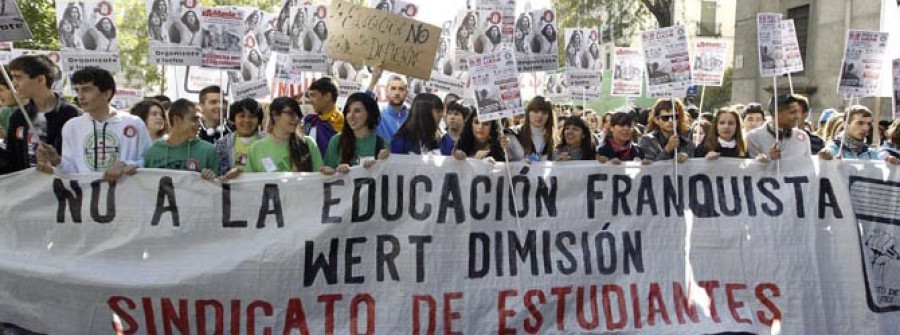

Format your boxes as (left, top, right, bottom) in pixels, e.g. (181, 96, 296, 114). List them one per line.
(56, 1, 121, 72)
(515, 9, 559, 72)
(0, 0, 32, 42)
(147, 0, 204, 66)
(327, 0, 440, 80)
(612, 47, 644, 97)
(467, 49, 523, 121)
(200, 7, 243, 70)
(838, 30, 890, 98)
(691, 39, 728, 86)
(640, 25, 691, 98)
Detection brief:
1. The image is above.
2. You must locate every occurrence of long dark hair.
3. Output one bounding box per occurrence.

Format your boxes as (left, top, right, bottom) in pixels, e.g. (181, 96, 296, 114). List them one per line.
(557, 116, 594, 157)
(131, 99, 168, 138)
(270, 97, 313, 172)
(455, 111, 505, 160)
(519, 96, 557, 157)
(339, 92, 382, 164)
(394, 93, 443, 152)
(96, 18, 117, 39)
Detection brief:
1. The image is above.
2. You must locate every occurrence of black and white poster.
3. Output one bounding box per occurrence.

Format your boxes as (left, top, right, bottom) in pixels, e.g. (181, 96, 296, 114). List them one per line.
(476, 0, 515, 45)
(147, 0, 204, 66)
(542, 70, 570, 102)
(56, 1, 121, 72)
(371, 0, 419, 18)
(0, 0, 32, 42)
(467, 49, 523, 122)
(564, 28, 602, 86)
(612, 47, 643, 97)
(428, 20, 467, 97)
(893, 58, 900, 118)
(756, 12, 783, 77)
(329, 60, 363, 96)
(288, 4, 328, 73)
(231, 8, 272, 100)
(200, 7, 243, 70)
(640, 25, 691, 98)
(270, 0, 296, 54)
(838, 30, 889, 98)
(515, 9, 559, 72)
(691, 38, 728, 86)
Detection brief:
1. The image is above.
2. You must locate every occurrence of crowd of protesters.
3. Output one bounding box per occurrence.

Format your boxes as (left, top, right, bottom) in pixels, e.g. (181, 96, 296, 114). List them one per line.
(0, 55, 897, 181)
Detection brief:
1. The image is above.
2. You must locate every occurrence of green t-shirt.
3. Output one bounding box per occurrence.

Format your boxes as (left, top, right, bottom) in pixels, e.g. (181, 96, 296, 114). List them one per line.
(143, 138, 219, 172)
(0, 105, 16, 132)
(245, 136, 323, 172)
(324, 132, 389, 168)
(233, 135, 258, 168)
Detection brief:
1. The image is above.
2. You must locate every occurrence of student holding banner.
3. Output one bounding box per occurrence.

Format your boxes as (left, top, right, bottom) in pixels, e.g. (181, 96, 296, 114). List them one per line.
(452, 112, 506, 162)
(322, 93, 390, 173)
(143, 99, 218, 180)
(501, 96, 558, 162)
(245, 97, 322, 173)
(390, 93, 444, 155)
(4, 55, 81, 174)
(818, 106, 880, 161)
(637, 99, 693, 162)
(745, 94, 811, 162)
(552, 116, 595, 161)
(216, 98, 265, 178)
(699, 108, 749, 159)
(37, 67, 151, 182)
(597, 112, 649, 165)
(439, 101, 471, 155)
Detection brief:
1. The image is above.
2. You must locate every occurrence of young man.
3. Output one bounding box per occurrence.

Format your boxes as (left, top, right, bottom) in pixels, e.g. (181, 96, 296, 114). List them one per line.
(216, 98, 265, 178)
(0, 68, 19, 141)
(745, 94, 811, 162)
(439, 101, 471, 155)
(3, 55, 81, 174)
(368, 65, 409, 142)
(792, 95, 825, 153)
(197, 85, 235, 143)
(37, 67, 150, 182)
(144, 99, 218, 180)
(304, 78, 343, 157)
(818, 105, 880, 160)
(741, 103, 766, 132)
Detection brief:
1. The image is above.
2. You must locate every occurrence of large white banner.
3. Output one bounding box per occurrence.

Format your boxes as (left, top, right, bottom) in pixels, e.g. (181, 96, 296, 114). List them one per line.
(1, 157, 900, 334)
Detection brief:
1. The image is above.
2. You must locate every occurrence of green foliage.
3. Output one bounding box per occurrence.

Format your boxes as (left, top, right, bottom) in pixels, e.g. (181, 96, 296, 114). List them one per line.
(552, 0, 654, 66)
(16, 0, 59, 50)
(700, 67, 733, 112)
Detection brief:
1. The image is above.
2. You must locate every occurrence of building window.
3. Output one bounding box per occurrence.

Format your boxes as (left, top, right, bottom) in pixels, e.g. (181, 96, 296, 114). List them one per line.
(697, 1, 718, 36)
(787, 5, 810, 72)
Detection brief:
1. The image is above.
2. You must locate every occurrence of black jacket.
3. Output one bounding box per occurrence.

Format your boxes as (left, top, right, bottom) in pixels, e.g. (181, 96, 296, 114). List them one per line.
(2, 96, 81, 174)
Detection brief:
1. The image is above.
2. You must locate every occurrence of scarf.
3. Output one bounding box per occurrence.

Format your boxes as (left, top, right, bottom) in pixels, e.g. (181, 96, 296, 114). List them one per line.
(834, 133, 869, 155)
(718, 138, 737, 149)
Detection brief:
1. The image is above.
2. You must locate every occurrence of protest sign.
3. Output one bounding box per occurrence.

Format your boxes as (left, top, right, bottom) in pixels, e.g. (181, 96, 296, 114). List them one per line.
(329, 60, 364, 96)
(838, 30, 890, 98)
(781, 19, 804, 74)
(228, 8, 272, 100)
(893, 58, 900, 117)
(288, 4, 329, 73)
(110, 88, 145, 111)
(164, 65, 231, 103)
(467, 49, 524, 121)
(231, 79, 271, 101)
(515, 9, 560, 73)
(612, 47, 644, 97)
(200, 7, 243, 70)
(147, 0, 204, 66)
(477, 0, 515, 45)
(270, 0, 296, 53)
(56, 1, 121, 72)
(452, 10, 480, 72)
(327, 0, 441, 80)
(569, 85, 602, 103)
(427, 20, 468, 97)
(640, 25, 691, 98)
(691, 39, 728, 86)
(564, 28, 602, 86)
(1, 157, 900, 334)
(371, 0, 419, 18)
(543, 70, 570, 102)
(0, 0, 32, 42)
(757, 13, 783, 77)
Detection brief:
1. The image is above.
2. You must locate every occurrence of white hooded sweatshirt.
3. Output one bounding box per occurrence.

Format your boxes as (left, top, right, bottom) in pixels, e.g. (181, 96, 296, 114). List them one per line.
(59, 111, 151, 174)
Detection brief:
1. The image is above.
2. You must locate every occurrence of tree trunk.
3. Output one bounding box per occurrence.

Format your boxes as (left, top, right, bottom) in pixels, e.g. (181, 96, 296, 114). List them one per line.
(640, 0, 673, 27)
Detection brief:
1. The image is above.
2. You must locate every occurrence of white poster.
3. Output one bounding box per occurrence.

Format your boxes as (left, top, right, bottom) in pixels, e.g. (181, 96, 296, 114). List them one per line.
(564, 28, 602, 86)
(691, 39, 728, 86)
(56, 1, 121, 72)
(371, 0, 419, 18)
(757, 12, 783, 77)
(640, 25, 691, 98)
(781, 19, 805, 74)
(467, 49, 523, 121)
(110, 88, 145, 111)
(543, 69, 570, 102)
(612, 47, 644, 97)
(147, 0, 204, 66)
(0, 0, 32, 42)
(476, 0, 515, 45)
(428, 20, 468, 96)
(200, 7, 243, 70)
(270, 0, 296, 54)
(838, 30, 890, 98)
(1, 158, 900, 334)
(288, 4, 329, 73)
(515, 9, 560, 73)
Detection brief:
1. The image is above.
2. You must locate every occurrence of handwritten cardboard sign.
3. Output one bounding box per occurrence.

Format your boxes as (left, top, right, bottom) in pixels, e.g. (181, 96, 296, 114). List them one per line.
(327, 0, 441, 80)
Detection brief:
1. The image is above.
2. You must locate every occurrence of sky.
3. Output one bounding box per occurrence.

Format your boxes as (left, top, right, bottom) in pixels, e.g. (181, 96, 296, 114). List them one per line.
(409, 0, 554, 27)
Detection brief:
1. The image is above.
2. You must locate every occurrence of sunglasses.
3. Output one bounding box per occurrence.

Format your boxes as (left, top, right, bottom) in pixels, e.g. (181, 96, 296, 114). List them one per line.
(656, 115, 674, 122)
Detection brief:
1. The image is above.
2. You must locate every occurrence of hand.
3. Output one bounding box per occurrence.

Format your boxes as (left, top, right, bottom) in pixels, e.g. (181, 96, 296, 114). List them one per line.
(376, 149, 390, 161)
(363, 159, 377, 169)
(337, 164, 351, 173)
(320, 166, 336, 175)
(676, 152, 689, 163)
(368, 64, 384, 89)
(484, 157, 496, 164)
(124, 165, 138, 176)
(499, 135, 510, 151)
(200, 168, 217, 181)
(817, 149, 834, 161)
(222, 167, 243, 181)
(768, 143, 782, 160)
(102, 161, 127, 183)
(596, 155, 608, 164)
(664, 134, 679, 153)
(706, 151, 720, 160)
(474, 149, 490, 160)
(610, 158, 622, 165)
(555, 152, 570, 161)
(452, 149, 467, 161)
(640, 158, 653, 165)
(756, 154, 770, 163)
(35, 161, 54, 174)
(36, 142, 60, 167)
(886, 156, 900, 165)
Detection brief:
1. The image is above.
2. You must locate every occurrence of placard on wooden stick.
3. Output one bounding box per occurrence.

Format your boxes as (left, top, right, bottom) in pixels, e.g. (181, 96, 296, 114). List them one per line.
(327, 0, 441, 80)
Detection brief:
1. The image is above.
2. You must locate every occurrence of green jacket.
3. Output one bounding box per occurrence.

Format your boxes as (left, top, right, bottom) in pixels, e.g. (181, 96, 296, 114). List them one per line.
(144, 137, 219, 173)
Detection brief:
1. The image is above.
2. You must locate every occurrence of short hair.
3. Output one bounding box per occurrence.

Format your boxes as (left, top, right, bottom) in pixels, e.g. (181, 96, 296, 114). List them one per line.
(445, 101, 472, 119)
(309, 78, 338, 103)
(608, 112, 634, 127)
(71, 67, 116, 101)
(198, 85, 221, 103)
(742, 103, 765, 119)
(151, 94, 171, 103)
(228, 98, 264, 124)
(444, 93, 461, 107)
(844, 105, 873, 123)
(9, 55, 57, 89)
(795, 95, 810, 113)
(0, 66, 9, 89)
(386, 75, 407, 86)
(168, 98, 197, 126)
(767, 94, 804, 114)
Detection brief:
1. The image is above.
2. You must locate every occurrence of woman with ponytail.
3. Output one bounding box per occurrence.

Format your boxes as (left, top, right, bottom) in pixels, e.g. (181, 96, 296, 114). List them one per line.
(245, 97, 322, 172)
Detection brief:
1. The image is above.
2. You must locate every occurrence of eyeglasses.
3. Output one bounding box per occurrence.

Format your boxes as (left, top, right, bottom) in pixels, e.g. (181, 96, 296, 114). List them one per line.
(656, 115, 674, 122)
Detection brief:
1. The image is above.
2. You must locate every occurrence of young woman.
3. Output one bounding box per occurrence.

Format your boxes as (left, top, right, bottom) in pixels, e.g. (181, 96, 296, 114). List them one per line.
(452, 111, 506, 162)
(690, 119, 712, 148)
(502, 96, 558, 162)
(245, 97, 322, 173)
(597, 112, 648, 165)
(217, 98, 266, 179)
(180, 10, 201, 45)
(553, 116, 595, 161)
(148, 12, 168, 42)
(701, 108, 748, 159)
(322, 93, 390, 174)
(391, 93, 444, 155)
(58, 19, 83, 49)
(94, 18, 117, 52)
(637, 98, 694, 162)
(130, 100, 168, 142)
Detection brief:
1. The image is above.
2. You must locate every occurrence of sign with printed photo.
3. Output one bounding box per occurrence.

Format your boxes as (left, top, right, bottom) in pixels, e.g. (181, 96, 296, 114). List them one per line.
(515, 9, 559, 73)
(838, 30, 890, 98)
(467, 49, 524, 122)
(612, 47, 644, 97)
(756, 12, 783, 77)
(200, 7, 244, 70)
(564, 28, 602, 86)
(56, 1, 121, 72)
(691, 39, 728, 86)
(640, 25, 691, 98)
(287, 4, 329, 73)
(147, 0, 204, 66)
(371, 0, 419, 18)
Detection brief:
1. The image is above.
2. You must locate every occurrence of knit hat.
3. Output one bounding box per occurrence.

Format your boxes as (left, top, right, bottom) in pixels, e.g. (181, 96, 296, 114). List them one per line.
(819, 108, 836, 124)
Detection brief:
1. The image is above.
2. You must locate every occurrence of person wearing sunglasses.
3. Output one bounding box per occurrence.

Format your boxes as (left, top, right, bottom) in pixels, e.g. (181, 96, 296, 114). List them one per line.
(636, 98, 693, 162)
(745, 94, 811, 162)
